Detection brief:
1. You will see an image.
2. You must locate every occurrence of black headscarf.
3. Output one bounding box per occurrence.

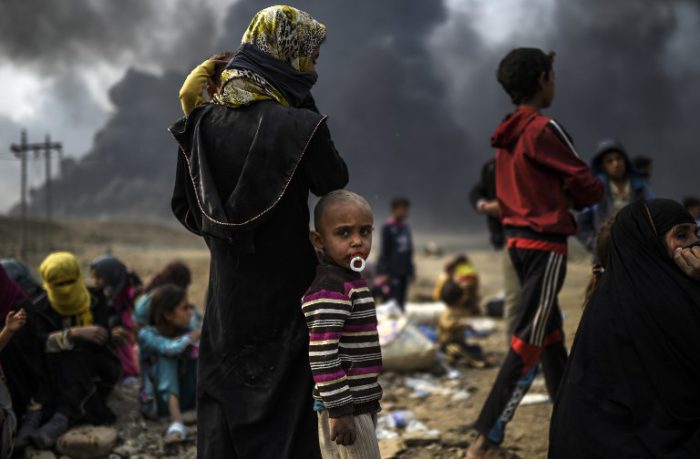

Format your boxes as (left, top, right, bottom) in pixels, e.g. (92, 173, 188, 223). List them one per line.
(90, 255, 128, 299)
(550, 199, 700, 457)
(228, 44, 318, 108)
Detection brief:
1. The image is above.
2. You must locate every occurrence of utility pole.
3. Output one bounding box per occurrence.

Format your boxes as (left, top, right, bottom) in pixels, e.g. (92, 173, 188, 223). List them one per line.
(10, 131, 63, 258)
(10, 130, 28, 260)
(29, 135, 61, 222)
(44, 135, 54, 222)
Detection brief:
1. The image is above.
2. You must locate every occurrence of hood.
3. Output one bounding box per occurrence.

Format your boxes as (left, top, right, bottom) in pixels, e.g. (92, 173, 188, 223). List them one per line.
(491, 107, 540, 150)
(590, 138, 643, 181)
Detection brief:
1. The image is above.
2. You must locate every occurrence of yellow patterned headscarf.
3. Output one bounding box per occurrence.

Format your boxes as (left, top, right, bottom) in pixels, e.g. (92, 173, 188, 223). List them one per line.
(215, 5, 326, 109)
(39, 252, 93, 325)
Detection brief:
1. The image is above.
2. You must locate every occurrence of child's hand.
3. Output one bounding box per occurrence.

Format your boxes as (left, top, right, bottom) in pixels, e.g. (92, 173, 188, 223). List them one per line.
(329, 415, 356, 446)
(189, 330, 201, 341)
(5, 309, 27, 333)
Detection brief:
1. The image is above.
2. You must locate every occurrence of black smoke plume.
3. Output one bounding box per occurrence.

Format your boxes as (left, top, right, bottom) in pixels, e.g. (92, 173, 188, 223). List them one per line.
(12, 0, 700, 231)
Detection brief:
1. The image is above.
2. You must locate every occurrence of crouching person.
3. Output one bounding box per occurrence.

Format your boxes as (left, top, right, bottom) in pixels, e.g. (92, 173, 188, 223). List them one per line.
(27, 252, 120, 449)
(137, 285, 198, 444)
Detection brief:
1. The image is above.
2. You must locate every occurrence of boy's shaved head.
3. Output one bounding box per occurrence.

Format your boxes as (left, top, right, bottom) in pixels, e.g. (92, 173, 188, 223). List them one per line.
(314, 190, 372, 231)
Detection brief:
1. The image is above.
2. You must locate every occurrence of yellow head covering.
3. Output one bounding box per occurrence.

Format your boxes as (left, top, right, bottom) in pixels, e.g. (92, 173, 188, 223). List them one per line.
(241, 5, 326, 72)
(39, 252, 93, 325)
(216, 5, 326, 108)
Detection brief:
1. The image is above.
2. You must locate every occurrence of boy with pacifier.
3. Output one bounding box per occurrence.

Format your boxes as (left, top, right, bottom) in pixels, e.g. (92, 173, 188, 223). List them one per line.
(302, 190, 383, 459)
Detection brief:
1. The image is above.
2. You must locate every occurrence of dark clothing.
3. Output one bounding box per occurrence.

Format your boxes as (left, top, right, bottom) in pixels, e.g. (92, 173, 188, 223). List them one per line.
(575, 139, 654, 252)
(469, 158, 504, 249)
(0, 264, 27, 316)
(474, 241, 567, 444)
(377, 219, 414, 309)
(28, 289, 120, 425)
(0, 258, 42, 300)
(550, 200, 700, 459)
(170, 100, 347, 458)
(0, 267, 43, 419)
(493, 107, 603, 235)
(388, 275, 409, 310)
(229, 44, 317, 108)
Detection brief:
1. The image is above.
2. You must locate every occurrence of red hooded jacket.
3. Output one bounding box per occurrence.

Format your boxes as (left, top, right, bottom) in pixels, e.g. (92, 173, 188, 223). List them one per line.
(493, 107, 603, 237)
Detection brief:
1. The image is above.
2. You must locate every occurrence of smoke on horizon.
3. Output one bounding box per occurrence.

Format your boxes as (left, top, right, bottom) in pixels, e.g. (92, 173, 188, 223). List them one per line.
(5, 0, 700, 232)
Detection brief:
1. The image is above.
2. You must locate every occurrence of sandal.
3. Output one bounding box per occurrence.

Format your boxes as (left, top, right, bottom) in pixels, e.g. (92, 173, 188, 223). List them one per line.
(164, 421, 188, 444)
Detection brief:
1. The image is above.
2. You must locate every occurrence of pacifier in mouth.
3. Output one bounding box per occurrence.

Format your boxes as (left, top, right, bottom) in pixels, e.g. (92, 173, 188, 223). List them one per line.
(350, 256, 366, 273)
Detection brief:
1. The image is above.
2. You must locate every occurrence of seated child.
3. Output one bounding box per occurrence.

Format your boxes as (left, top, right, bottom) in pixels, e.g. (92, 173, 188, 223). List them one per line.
(433, 254, 480, 316)
(133, 261, 194, 327)
(1, 306, 27, 459)
(302, 190, 383, 459)
(437, 280, 489, 369)
(90, 255, 141, 379)
(137, 285, 199, 444)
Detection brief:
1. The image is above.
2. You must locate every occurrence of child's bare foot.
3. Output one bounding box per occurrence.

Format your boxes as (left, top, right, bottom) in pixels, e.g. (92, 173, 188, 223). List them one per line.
(467, 434, 517, 459)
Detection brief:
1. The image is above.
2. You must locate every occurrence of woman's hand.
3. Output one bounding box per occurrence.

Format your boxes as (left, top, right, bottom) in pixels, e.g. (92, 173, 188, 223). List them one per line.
(329, 415, 356, 446)
(674, 247, 700, 281)
(5, 309, 27, 333)
(110, 326, 132, 345)
(71, 325, 109, 345)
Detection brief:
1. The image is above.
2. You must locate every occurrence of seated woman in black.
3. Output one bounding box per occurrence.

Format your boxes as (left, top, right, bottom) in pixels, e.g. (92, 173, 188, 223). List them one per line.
(23, 252, 121, 450)
(549, 199, 700, 458)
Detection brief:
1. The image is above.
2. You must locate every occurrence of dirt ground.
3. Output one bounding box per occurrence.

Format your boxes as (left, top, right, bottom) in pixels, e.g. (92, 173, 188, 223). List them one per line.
(376, 247, 590, 459)
(1, 219, 592, 458)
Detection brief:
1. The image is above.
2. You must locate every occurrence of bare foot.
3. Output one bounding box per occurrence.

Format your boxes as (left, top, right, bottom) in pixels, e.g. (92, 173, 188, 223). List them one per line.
(467, 434, 515, 459)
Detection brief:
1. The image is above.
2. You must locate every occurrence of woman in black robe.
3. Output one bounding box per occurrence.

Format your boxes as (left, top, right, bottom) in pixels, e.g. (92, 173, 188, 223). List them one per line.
(169, 6, 347, 458)
(549, 199, 700, 458)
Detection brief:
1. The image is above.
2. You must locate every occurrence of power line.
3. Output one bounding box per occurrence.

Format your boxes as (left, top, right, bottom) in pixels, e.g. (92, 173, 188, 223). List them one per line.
(10, 130, 63, 258)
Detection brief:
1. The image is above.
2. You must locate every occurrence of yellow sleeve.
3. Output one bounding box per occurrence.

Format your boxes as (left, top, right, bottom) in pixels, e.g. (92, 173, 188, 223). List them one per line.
(179, 60, 216, 116)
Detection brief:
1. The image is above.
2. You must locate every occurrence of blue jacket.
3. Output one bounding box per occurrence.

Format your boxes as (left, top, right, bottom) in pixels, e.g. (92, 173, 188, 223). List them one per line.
(138, 327, 195, 360)
(576, 139, 654, 252)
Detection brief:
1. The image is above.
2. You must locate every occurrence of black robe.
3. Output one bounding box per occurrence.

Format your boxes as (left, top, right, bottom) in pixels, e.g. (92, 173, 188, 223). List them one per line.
(170, 101, 348, 458)
(550, 200, 700, 458)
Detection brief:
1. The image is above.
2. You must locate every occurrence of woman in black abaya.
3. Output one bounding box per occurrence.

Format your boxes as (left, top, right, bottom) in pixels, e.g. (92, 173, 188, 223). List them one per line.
(169, 6, 347, 458)
(549, 199, 700, 458)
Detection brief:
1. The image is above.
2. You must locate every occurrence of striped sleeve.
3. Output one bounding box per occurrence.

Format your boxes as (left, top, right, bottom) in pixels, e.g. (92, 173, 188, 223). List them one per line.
(302, 289, 354, 417)
(533, 120, 604, 208)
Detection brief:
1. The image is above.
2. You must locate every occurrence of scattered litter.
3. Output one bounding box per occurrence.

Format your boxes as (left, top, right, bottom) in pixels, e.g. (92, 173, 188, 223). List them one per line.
(378, 306, 437, 371)
(484, 295, 505, 318)
(404, 302, 445, 325)
(386, 410, 415, 429)
(404, 375, 453, 398)
(451, 390, 471, 402)
(467, 318, 497, 336)
(402, 420, 441, 446)
(415, 324, 438, 343)
(520, 393, 551, 406)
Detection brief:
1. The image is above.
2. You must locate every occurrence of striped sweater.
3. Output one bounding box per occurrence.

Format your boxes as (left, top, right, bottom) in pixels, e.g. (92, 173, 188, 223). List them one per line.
(302, 261, 383, 417)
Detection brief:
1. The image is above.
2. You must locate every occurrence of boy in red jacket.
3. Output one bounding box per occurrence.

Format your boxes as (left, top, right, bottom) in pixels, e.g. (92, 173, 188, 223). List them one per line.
(467, 48, 603, 459)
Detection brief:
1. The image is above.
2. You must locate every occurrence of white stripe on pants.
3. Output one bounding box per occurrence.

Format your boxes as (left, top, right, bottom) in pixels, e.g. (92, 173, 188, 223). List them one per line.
(318, 411, 380, 459)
